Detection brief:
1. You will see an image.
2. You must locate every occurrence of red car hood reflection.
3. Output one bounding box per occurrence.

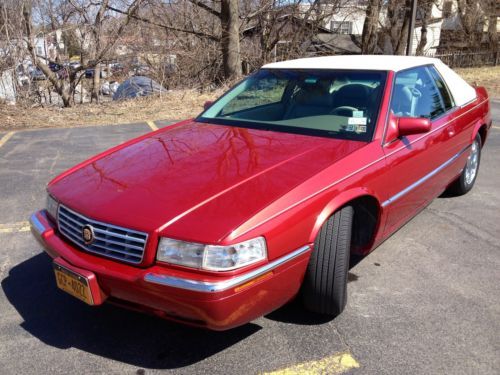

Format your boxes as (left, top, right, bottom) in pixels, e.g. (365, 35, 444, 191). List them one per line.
(49, 121, 365, 243)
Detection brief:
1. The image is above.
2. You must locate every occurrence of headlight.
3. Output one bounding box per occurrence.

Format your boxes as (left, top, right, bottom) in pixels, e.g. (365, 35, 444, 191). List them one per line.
(46, 194, 59, 220)
(157, 237, 267, 271)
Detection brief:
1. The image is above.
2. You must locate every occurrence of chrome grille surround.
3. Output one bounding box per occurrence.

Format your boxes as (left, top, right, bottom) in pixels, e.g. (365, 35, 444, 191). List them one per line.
(57, 205, 148, 264)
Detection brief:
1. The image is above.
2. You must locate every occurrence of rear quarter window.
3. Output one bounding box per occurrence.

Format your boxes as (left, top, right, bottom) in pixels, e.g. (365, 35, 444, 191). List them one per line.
(428, 65, 455, 111)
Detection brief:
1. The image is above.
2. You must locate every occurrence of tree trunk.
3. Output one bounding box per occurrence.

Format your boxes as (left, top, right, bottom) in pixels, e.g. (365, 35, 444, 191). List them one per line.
(395, 1, 411, 55)
(416, 24, 428, 56)
(91, 65, 101, 103)
(220, 0, 241, 80)
(361, 0, 381, 54)
(488, 0, 498, 52)
(416, 1, 434, 55)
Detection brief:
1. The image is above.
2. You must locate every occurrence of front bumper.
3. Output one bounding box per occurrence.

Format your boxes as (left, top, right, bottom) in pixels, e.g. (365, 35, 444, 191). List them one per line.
(30, 210, 311, 330)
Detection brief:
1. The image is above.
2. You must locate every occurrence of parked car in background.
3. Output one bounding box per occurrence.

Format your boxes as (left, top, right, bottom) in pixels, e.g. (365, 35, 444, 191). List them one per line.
(68, 62, 81, 71)
(131, 64, 151, 76)
(85, 66, 111, 79)
(110, 62, 125, 75)
(49, 62, 63, 72)
(112, 76, 166, 100)
(31, 55, 491, 330)
(56, 68, 68, 80)
(30, 68, 46, 81)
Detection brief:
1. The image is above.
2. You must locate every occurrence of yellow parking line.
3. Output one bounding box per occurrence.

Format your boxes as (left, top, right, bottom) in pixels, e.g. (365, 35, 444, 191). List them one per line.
(263, 352, 360, 375)
(146, 120, 158, 131)
(0, 131, 15, 148)
(0, 221, 30, 234)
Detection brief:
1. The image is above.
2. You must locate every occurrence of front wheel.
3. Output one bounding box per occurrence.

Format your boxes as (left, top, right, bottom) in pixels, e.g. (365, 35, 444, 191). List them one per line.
(301, 206, 353, 316)
(447, 134, 482, 196)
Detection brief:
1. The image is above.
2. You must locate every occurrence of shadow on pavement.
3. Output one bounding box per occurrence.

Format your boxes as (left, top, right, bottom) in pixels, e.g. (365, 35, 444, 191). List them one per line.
(1, 253, 260, 370)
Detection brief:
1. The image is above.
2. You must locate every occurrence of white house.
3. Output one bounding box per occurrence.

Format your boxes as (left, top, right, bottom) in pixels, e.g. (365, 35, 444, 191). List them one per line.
(33, 29, 64, 61)
(326, 2, 366, 36)
(410, 1, 447, 56)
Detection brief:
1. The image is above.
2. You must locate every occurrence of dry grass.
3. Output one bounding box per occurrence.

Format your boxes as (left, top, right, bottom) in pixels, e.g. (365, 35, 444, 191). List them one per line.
(455, 66, 500, 98)
(1, 66, 499, 131)
(0, 89, 222, 131)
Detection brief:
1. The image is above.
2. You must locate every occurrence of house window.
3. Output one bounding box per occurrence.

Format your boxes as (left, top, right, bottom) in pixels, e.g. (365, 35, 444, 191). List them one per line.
(330, 21, 352, 35)
(443, 1, 453, 18)
(36, 46, 44, 56)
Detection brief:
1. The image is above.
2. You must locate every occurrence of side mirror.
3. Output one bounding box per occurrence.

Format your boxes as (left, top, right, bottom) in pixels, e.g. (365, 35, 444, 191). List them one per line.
(203, 100, 214, 110)
(397, 117, 431, 137)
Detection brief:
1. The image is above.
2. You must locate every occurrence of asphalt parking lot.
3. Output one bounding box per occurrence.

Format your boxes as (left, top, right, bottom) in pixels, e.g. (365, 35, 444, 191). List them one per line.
(0, 103, 499, 375)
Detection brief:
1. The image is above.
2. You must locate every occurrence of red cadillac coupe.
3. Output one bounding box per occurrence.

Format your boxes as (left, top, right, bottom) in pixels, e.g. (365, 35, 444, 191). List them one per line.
(30, 55, 491, 330)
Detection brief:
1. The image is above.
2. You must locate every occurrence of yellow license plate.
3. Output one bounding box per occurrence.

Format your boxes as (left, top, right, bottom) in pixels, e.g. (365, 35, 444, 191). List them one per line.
(53, 263, 94, 305)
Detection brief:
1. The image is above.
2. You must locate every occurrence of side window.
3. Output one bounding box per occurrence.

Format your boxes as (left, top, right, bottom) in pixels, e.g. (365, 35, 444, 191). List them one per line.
(428, 66, 455, 111)
(221, 77, 287, 115)
(390, 66, 445, 119)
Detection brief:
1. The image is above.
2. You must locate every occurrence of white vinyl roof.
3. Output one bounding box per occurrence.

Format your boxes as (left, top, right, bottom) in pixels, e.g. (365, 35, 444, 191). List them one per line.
(263, 55, 477, 107)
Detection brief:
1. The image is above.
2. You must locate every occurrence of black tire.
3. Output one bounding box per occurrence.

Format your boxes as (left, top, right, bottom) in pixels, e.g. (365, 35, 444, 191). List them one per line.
(301, 205, 353, 315)
(447, 134, 482, 196)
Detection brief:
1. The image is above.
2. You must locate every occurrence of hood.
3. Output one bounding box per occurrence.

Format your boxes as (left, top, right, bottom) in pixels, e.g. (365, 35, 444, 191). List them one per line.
(49, 121, 365, 243)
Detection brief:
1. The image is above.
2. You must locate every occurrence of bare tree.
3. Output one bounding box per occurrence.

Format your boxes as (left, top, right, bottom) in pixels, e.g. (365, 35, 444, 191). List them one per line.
(22, 3, 73, 106)
(21, 0, 142, 107)
(487, 0, 498, 52)
(111, 0, 241, 81)
(457, 0, 484, 50)
(239, 0, 345, 69)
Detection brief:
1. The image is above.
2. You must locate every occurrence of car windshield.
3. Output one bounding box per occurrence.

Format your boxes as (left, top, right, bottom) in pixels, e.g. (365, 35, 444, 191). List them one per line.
(198, 69, 387, 141)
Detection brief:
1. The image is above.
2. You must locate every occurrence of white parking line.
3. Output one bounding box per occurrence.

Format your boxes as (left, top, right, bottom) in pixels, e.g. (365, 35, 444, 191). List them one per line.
(0, 131, 15, 148)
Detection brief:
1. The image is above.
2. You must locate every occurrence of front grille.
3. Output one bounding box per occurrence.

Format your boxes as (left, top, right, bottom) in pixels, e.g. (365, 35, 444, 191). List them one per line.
(57, 205, 148, 264)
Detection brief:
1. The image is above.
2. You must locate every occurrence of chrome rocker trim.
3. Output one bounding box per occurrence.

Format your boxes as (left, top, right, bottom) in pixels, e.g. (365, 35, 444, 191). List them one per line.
(381, 145, 471, 207)
(144, 245, 311, 293)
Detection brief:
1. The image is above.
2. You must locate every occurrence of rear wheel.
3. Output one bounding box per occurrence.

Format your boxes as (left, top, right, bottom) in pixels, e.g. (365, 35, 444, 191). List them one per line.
(301, 206, 353, 315)
(447, 134, 482, 196)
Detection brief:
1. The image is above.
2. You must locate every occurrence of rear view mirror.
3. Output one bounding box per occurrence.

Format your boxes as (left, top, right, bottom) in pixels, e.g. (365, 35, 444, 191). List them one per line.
(397, 117, 431, 137)
(203, 101, 214, 110)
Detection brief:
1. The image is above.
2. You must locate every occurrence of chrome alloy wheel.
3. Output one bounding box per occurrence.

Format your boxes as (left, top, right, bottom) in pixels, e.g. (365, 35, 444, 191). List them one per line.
(464, 140, 479, 186)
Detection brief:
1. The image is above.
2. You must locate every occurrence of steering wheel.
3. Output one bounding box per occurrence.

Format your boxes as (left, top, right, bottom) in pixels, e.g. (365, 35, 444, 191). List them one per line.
(330, 106, 358, 116)
(409, 87, 422, 98)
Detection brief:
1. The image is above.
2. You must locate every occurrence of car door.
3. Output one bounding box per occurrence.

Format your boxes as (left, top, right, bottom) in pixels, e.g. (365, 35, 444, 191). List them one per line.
(381, 65, 458, 236)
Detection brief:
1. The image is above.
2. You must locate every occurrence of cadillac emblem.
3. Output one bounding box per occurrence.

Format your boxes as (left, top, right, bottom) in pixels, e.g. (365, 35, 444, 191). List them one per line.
(82, 225, 95, 245)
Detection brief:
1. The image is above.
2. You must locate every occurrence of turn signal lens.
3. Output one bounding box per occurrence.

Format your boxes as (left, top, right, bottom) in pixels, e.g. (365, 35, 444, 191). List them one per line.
(46, 195, 59, 221)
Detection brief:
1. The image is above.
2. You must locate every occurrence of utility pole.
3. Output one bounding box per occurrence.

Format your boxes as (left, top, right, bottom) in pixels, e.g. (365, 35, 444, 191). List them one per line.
(406, 0, 418, 55)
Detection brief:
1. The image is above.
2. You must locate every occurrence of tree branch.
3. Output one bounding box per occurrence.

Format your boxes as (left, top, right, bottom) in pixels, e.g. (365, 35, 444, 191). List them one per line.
(187, 0, 221, 18)
(106, 4, 220, 42)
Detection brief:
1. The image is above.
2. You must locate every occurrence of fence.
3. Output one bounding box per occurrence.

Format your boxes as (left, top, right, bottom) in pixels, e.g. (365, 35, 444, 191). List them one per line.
(433, 51, 499, 68)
